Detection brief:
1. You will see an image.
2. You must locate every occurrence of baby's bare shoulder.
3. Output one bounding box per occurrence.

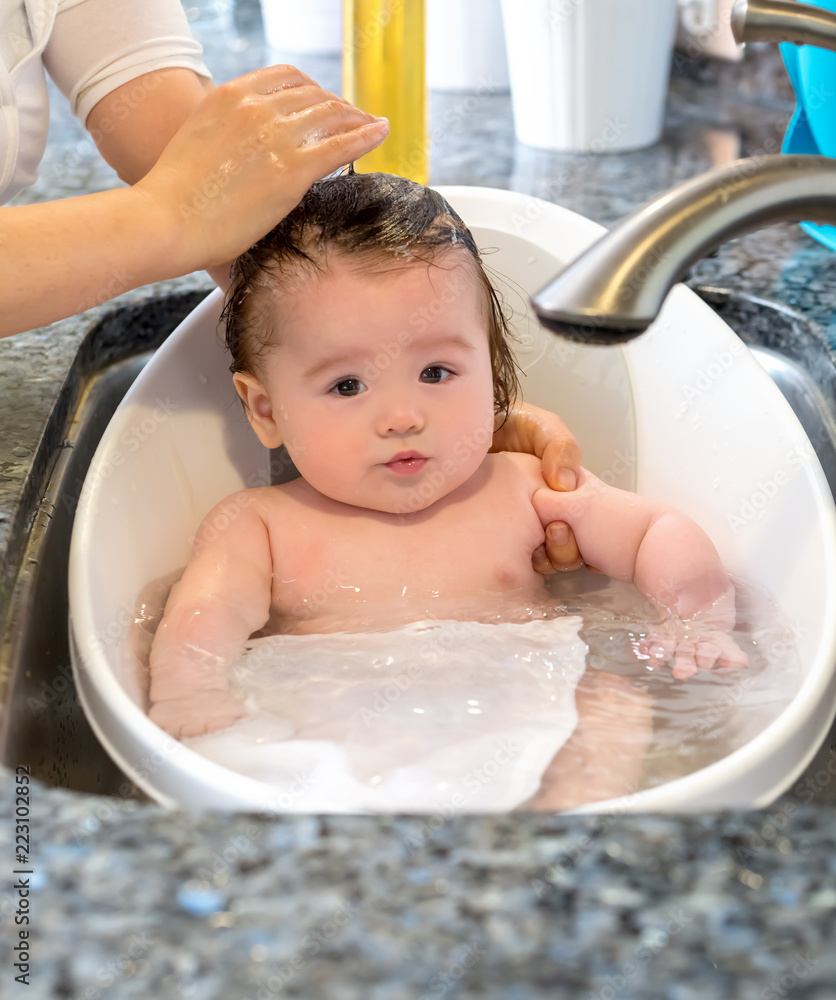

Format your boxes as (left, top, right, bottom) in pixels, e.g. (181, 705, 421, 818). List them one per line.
(236, 482, 315, 523)
(195, 485, 293, 536)
(201, 486, 275, 516)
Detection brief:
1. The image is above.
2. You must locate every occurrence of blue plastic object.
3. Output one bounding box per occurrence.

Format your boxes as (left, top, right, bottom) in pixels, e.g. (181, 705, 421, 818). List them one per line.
(780, 0, 836, 251)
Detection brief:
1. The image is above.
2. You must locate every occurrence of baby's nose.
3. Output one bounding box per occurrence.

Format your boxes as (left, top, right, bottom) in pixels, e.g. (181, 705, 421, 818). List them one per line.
(379, 399, 424, 436)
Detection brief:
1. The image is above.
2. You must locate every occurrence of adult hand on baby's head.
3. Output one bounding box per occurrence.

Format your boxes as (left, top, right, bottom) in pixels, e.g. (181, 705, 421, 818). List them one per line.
(491, 402, 583, 573)
(133, 64, 389, 273)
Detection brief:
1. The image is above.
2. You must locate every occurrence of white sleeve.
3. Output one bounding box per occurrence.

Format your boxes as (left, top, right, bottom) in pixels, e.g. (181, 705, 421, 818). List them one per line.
(42, 0, 213, 126)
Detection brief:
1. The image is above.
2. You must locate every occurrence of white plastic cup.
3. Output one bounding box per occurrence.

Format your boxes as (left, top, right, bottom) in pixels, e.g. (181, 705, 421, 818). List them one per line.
(500, 0, 678, 152)
(260, 0, 342, 56)
(676, 0, 743, 62)
(427, 0, 509, 92)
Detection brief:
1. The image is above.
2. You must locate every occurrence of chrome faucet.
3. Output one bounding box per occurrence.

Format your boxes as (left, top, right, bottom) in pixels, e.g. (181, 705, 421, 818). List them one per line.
(532, 0, 836, 344)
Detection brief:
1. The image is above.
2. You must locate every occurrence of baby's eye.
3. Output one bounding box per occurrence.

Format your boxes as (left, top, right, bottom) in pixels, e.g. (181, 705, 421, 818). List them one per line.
(420, 366, 453, 384)
(330, 377, 366, 397)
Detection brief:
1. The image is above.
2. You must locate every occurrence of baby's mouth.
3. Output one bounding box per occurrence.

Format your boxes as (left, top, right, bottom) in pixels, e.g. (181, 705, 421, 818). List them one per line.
(385, 451, 428, 475)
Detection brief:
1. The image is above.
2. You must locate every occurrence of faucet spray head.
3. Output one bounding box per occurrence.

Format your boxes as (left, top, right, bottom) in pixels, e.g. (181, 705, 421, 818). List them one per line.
(731, 0, 836, 48)
(532, 306, 652, 346)
(530, 155, 836, 345)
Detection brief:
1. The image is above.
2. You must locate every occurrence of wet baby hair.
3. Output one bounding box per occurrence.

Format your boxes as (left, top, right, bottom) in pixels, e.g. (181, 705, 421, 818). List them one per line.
(222, 171, 521, 420)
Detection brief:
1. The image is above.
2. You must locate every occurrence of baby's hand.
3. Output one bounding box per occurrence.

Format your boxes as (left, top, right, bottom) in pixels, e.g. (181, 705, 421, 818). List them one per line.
(639, 621, 748, 680)
(149, 690, 247, 739)
(636, 578, 747, 679)
(149, 640, 246, 737)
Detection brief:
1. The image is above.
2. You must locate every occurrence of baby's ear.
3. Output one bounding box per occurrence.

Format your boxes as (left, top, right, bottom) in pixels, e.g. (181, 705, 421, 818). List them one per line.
(232, 372, 283, 449)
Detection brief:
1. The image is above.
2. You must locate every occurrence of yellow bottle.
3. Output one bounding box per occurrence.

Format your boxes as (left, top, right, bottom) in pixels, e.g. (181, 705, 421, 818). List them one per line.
(343, 0, 427, 184)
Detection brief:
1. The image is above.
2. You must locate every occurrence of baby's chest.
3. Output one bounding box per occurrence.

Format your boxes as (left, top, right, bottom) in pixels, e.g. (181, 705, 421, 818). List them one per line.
(269, 493, 546, 621)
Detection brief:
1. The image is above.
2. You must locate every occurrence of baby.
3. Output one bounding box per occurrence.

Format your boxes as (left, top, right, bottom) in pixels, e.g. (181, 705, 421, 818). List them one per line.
(147, 172, 746, 804)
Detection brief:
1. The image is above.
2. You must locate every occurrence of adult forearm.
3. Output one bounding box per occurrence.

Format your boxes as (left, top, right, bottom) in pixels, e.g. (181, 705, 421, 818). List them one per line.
(0, 186, 189, 338)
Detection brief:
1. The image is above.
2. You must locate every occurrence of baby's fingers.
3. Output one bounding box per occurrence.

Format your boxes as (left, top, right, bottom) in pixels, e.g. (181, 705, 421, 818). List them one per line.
(680, 633, 748, 677)
(694, 638, 722, 672)
(672, 649, 698, 680)
(639, 627, 698, 678)
(637, 629, 676, 665)
(149, 691, 247, 739)
(692, 631, 748, 672)
(712, 634, 749, 670)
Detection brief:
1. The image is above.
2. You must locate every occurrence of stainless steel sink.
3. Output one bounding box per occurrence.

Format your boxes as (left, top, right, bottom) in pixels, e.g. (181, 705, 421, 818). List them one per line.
(2, 288, 835, 805)
(0, 353, 152, 796)
(752, 344, 836, 488)
(0, 289, 209, 799)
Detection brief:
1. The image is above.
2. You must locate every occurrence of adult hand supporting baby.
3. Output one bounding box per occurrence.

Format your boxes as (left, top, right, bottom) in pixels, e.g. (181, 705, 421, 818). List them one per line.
(1, 65, 389, 338)
(491, 402, 583, 574)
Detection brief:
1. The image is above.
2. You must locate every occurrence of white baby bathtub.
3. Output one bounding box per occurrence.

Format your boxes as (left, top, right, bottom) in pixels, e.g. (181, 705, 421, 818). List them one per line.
(68, 186, 836, 812)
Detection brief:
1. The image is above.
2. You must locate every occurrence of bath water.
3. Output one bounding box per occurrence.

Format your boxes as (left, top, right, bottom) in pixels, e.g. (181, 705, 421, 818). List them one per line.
(124, 568, 801, 810)
(543, 570, 802, 794)
(187, 615, 589, 812)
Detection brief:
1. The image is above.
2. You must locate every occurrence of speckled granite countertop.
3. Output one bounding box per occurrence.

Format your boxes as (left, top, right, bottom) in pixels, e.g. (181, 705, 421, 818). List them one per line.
(2, 3, 836, 997)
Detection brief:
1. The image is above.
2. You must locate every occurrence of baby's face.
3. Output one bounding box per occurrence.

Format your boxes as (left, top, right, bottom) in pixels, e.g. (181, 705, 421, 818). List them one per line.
(238, 252, 497, 514)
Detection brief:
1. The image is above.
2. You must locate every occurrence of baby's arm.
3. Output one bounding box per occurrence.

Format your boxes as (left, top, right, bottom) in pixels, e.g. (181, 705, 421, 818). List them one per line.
(148, 491, 273, 738)
(532, 468, 746, 676)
